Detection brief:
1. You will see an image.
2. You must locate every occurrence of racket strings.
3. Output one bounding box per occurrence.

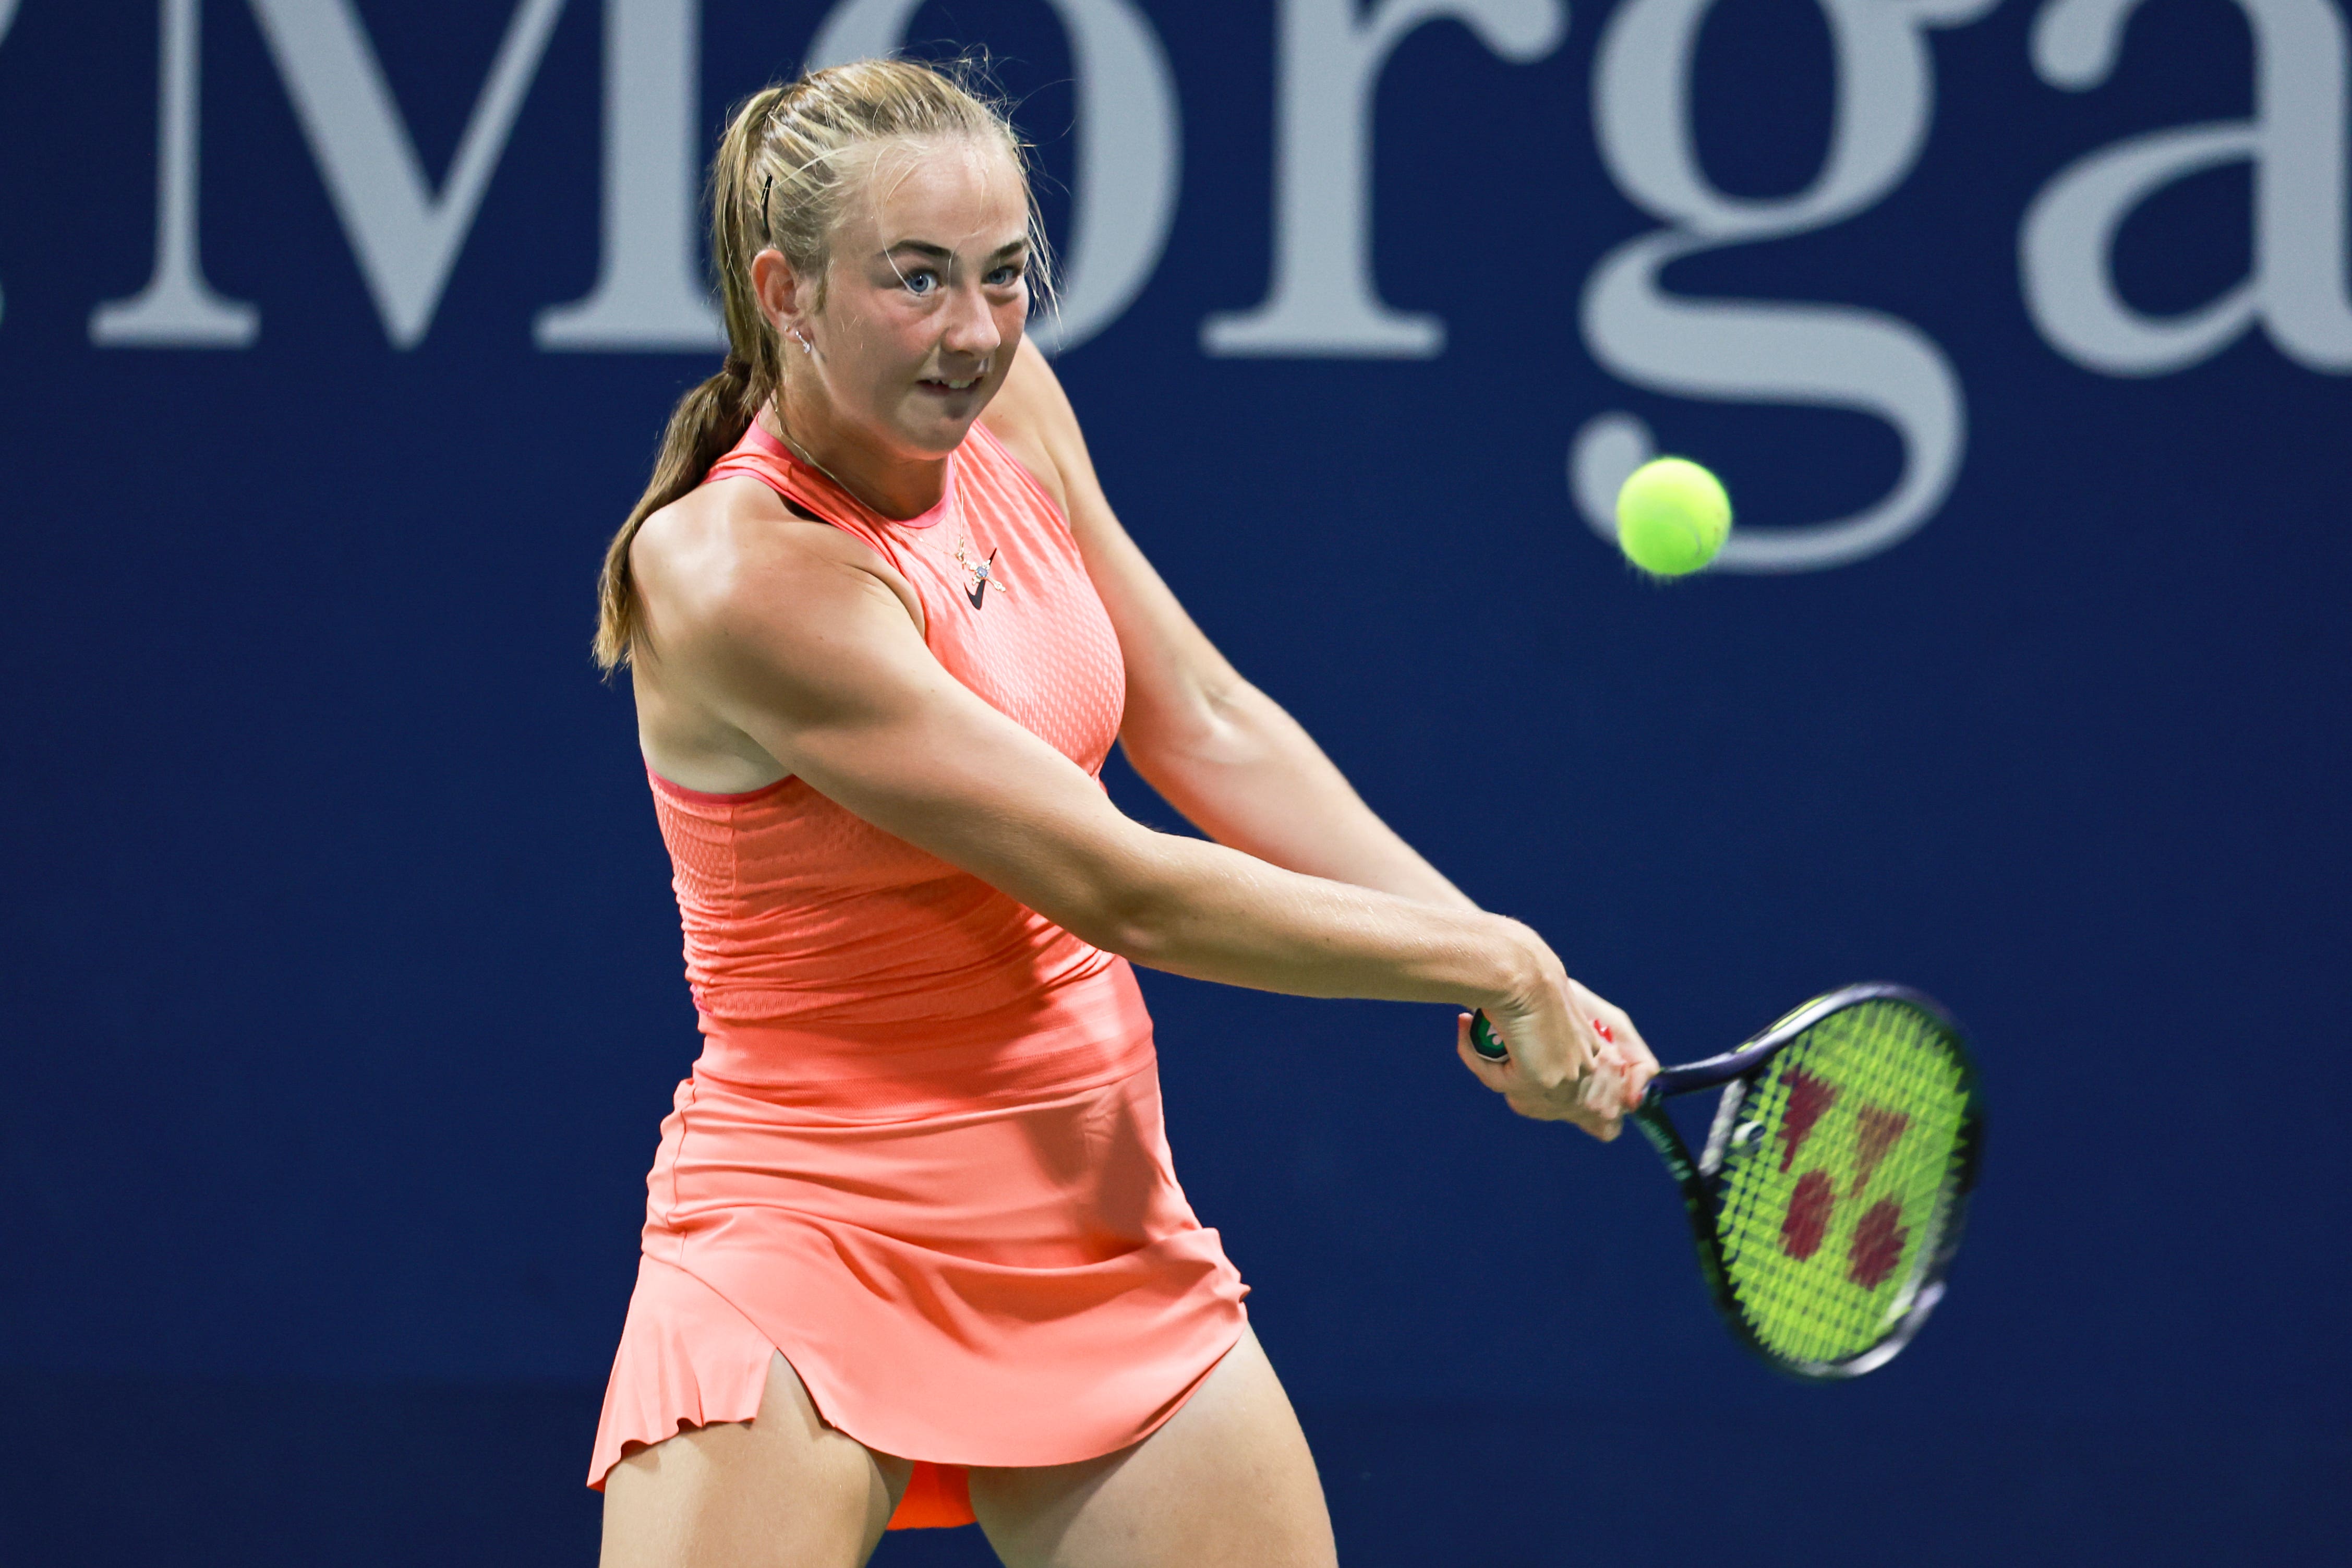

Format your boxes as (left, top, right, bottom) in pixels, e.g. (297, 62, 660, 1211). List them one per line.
(1711, 1000, 1971, 1367)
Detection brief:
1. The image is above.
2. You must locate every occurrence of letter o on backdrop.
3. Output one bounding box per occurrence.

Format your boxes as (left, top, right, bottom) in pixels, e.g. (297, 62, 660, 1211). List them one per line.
(807, 0, 1183, 355)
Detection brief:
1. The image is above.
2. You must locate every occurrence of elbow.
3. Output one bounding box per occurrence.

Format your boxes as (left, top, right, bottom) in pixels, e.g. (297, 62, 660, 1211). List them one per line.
(1124, 674, 1268, 780)
(1052, 855, 1188, 969)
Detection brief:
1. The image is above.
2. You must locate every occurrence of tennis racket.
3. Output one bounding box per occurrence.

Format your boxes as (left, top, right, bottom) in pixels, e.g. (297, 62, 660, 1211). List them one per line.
(1471, 983, 1983, 1379)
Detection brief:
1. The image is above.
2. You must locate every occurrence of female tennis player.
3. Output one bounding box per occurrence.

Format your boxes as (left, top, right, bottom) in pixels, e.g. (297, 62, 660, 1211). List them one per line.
(587, 58, 1654, 1568)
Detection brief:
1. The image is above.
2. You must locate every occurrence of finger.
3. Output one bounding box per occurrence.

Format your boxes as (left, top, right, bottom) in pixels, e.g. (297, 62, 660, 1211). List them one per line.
(1594, 1000, 1656, 1068)
(1590, 1003, 1657, 1111)
(1577, 1067, 1627, 1124)
(1609, 1010, 1665, 1072)
(1504, 1087, 1571, 1124)
(1543, 1038, 1598, 1093)
(1574, 1080, 1625, 1140)
(1622, 1056, 1656, 1112)
(1591, 1044, 1647, 1114)
(1505, 1077, 1623, 1140)
(1570, 1043, 1601, 1085)
(1545, 1095, 1622, 1142)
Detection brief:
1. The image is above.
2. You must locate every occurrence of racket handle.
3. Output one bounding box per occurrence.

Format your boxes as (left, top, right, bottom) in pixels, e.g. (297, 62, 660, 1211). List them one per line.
(1469, 1010, 1509, 1060)
(1467, 1011, 1614, 1062)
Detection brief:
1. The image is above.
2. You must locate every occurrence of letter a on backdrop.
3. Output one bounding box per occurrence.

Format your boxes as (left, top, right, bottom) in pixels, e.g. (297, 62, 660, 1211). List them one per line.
(2021, 0, 2352, 377)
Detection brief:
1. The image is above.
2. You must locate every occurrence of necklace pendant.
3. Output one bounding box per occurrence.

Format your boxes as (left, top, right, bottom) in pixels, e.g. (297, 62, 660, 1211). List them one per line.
(952, 533, 1009, 610)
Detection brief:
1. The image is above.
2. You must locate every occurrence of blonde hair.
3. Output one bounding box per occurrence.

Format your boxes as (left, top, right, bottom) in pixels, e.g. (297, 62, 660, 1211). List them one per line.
(593, 57, 1048, 671)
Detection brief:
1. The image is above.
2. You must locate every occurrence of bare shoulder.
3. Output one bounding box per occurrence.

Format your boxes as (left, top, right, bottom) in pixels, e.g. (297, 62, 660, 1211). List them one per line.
(980, 337, 1089, 514)
(630, 476, 923, 670)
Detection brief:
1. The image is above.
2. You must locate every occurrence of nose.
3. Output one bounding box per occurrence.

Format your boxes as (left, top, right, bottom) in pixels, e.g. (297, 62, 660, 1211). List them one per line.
(939, 278, 1002, 360)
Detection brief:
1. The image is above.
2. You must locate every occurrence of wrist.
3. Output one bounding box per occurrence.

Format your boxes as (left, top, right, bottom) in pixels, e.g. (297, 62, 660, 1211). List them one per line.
(1471, 916, 1549, 1015)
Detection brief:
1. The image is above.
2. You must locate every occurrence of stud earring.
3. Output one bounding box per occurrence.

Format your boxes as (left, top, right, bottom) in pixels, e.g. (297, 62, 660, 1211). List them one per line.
(791, 329, 814, 357)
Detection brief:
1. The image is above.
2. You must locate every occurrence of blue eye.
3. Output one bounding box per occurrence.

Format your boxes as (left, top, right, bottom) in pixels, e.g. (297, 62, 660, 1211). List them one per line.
(902, 270, 938, 296)
(987, 266, 1026, 288)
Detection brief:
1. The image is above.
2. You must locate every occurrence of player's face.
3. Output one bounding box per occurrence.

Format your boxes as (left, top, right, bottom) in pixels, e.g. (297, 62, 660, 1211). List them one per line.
(811, 137, 1032, 461)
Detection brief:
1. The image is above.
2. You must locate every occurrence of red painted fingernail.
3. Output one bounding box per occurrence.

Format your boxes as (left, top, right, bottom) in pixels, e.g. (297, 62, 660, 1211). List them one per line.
(1592, 1019, 1614, 1042)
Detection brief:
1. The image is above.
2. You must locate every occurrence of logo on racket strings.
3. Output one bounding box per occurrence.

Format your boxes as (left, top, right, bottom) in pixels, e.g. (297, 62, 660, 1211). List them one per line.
(1771, 1069, 1912, 1290)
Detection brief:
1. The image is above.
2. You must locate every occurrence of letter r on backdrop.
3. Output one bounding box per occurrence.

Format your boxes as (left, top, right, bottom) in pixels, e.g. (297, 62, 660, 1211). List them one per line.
(1575, 0, 1996, 573)
(1202, 0, 1569, 358)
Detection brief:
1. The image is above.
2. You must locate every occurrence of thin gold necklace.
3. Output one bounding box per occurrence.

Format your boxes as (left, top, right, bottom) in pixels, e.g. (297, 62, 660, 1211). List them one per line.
(764, 406, 865, 508)
(766, 405, 1007, 600)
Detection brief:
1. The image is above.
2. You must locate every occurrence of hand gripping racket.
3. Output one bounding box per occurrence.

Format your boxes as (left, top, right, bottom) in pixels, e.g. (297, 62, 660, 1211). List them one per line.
(1471, 983, 1983, 1379)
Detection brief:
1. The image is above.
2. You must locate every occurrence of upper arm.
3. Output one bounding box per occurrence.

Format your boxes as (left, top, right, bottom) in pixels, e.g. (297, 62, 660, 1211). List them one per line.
(982, 340, 1255, 761)
(642, 514, 1160, 945)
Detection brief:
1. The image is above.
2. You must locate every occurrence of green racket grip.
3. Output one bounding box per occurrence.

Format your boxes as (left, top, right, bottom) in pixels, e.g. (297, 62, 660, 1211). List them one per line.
(1469, 1010, 1510, 1061)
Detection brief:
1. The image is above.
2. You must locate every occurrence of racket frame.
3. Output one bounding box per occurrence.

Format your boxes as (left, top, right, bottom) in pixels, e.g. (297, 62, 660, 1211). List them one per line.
(1630, 981, 1985, 1380)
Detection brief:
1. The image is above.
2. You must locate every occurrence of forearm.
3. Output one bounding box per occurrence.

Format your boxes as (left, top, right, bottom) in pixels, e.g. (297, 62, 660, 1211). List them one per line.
(1089, 827, 1537, 1010)
(1123, 682, 1477, 911)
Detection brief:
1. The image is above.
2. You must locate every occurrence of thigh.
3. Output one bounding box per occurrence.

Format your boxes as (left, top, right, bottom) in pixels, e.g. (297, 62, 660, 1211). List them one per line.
(600, 1350, 911, 1568)
(967, 1330, 1338, 1568)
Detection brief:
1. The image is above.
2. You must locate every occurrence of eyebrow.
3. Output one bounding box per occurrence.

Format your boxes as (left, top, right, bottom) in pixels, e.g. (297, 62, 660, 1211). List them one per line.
(879, 238, 1029, 263)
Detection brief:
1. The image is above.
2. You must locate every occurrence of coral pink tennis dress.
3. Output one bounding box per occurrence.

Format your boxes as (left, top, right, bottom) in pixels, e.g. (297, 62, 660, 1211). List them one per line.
(587, 418, 1249, 1530)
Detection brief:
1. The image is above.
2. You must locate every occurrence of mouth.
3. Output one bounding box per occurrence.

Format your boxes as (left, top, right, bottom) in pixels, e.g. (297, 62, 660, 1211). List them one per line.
(916, 369, 985, 395)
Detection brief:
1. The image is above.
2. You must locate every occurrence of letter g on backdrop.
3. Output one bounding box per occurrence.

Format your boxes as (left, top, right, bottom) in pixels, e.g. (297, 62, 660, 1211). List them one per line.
(1573, 0, 1997, 574)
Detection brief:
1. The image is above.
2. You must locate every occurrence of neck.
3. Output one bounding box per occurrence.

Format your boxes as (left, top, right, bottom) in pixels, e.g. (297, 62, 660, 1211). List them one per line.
(763, 388, 948, 521)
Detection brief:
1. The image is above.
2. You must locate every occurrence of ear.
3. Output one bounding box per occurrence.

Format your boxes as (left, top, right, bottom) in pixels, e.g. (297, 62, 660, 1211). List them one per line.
(750, 248, 811, 339)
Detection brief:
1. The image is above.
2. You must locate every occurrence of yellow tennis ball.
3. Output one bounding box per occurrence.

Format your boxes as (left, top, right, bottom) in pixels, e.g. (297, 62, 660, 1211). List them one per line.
(1615, 457, 1731, 576)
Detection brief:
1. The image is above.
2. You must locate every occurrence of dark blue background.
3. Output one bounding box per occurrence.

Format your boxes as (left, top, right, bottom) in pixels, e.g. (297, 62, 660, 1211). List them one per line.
(1, 2, 2344, 1563)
